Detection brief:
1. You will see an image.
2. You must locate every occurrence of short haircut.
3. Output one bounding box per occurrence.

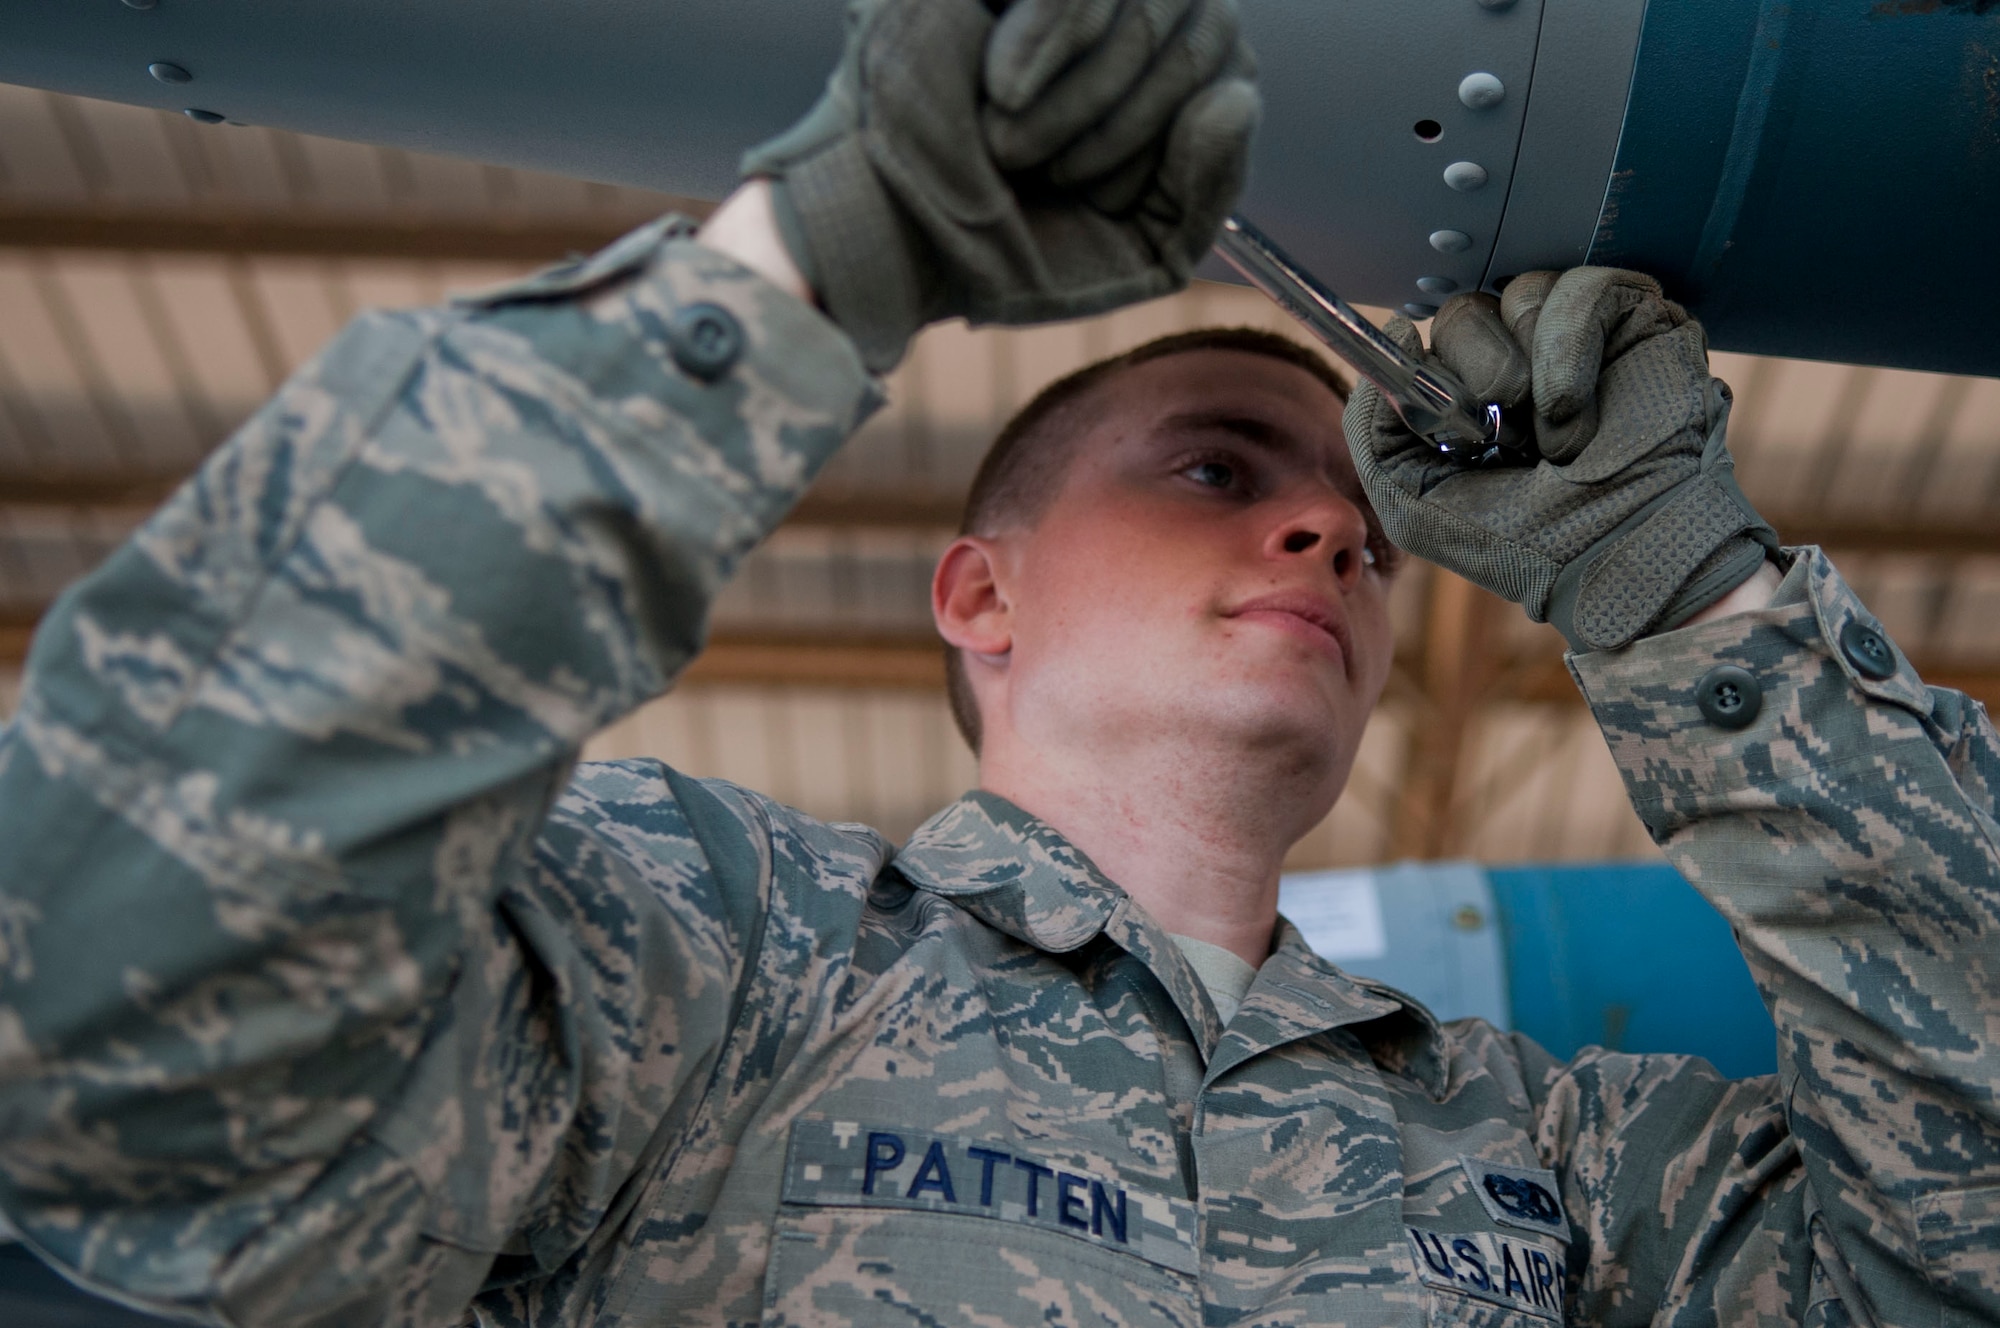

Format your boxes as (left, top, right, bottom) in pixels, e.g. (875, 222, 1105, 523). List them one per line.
(944, 326, 1351, 753)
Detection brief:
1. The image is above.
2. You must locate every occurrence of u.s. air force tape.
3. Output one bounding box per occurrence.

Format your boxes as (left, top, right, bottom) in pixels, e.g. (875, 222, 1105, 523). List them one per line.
(1407, 1227, 1567, 1320)
(782, 1120, 1200, 1275)
(1460, 1156, 1568, 1236)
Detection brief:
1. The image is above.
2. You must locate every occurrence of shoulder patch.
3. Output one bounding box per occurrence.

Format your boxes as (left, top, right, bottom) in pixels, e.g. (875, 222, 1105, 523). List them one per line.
(1460, 1156, 1568, 1236)
(783, 1119, 1198, 1275)
(1407, 1227, 1566, 1321)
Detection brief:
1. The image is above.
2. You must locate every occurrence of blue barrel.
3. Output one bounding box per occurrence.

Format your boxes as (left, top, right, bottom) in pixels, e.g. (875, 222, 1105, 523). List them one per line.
(1485, 863, 1777, 1080)
(1280, 860, 1777, 1080)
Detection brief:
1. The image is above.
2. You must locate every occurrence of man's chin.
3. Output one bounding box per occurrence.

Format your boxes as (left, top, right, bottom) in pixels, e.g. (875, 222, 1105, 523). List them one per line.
(1170, 671, 1360, 753)
(1026, 646, 1365, 753)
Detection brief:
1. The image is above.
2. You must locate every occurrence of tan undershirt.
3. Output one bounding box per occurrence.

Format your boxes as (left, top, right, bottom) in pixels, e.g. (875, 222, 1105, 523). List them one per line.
(1169, 933, 1258, 1026)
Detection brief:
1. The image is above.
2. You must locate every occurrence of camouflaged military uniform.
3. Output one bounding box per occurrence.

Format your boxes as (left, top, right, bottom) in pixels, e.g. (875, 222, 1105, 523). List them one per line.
(0, 218, 1994, 1328)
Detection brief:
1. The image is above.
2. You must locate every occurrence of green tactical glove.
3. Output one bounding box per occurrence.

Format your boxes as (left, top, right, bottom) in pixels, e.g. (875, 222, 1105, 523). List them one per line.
(741, 0, 1258, 371)
(1344, 267, 1779, 653)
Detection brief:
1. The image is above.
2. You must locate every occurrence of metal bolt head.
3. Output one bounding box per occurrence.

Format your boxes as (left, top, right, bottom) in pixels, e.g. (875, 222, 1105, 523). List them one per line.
(148, 61, 192, 84)
(184, 108, 225, 124)
(122, 0, 159, 9)
(1443, 160, 1489, 191)
(1458, 72, 1505, 109)
(1403, 302, 1439, 319)
(1453, 905, 1486, 932)
(1417, 275, 1459, 296)
(1476, 0, 1518, 9)
(1430, 229, 1474, 254)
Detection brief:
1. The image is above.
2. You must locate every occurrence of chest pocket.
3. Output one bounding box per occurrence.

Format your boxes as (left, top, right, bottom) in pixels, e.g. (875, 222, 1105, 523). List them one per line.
(764, 1120, 1200, 1328)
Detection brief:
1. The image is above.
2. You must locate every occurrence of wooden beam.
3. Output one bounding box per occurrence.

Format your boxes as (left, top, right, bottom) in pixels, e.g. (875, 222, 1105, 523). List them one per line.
(0, 206, 710, 262)
(1495, 655, 1586, 707)
(1779, 521, 2000, 559)
(0, 622, 29, 668)
(6, 597, 2000, 713)
(793, 493, 962, 530)
(0, 611, 944, 689)
(0, 474, 182, 507)
(1910, 669, 2000, 712)
(0, 476, 966, 530)
(681, 633, 945, 690)
(0, 473, 1989, 557)
(1391, 571, 1502, 859)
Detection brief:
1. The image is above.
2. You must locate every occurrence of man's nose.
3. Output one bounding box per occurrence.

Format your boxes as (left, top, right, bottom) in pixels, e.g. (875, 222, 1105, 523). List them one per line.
(1266, 497, 1372, 588)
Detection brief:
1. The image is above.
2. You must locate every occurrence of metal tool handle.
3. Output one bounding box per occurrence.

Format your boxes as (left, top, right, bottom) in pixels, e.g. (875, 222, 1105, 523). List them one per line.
(1213, 214, 1509, 461)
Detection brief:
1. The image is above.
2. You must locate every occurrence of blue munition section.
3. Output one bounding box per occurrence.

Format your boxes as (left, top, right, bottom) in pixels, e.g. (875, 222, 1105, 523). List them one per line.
(1487, 864, 1778, 1081)
(1589, 0, 2000, 376)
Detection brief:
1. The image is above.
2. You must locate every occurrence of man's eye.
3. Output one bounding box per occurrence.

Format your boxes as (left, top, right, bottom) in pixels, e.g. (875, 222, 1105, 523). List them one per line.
(1184, 459, 1239, 490)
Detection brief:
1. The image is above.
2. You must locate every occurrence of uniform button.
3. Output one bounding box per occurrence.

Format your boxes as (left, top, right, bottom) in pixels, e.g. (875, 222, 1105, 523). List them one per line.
(1839, 619, 1897, 680)
(667, 302, 743, 382)
(1695, 665, 1761, 730)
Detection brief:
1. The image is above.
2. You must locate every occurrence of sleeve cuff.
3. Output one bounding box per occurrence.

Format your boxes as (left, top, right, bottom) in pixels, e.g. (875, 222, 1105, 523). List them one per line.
(459, 213, 884, 529)
(1568, 546, 1935, 811)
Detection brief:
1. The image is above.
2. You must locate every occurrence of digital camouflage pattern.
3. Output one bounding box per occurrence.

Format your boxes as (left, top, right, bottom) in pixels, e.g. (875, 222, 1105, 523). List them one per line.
(0, 219, 1993, 1328)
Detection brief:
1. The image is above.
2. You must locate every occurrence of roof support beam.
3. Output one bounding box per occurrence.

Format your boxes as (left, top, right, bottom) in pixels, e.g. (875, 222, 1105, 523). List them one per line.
(6, 608, 1998, 711)
(0, 612, 946, 689)
(1391, 571, 1501, 860)
(0, 474, 1993, 556)
(0, 622, 29, 669)
(0, 476, 968, 530)
(680, 634, 946, 690)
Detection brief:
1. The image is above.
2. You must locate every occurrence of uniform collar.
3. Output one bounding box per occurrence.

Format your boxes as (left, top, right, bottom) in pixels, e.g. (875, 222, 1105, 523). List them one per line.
(894, 793, 1223, 1050)
(1234, 921, 1452, 1100)
(893, 790, 1123, 952)
(895, 793, 1451, 1098)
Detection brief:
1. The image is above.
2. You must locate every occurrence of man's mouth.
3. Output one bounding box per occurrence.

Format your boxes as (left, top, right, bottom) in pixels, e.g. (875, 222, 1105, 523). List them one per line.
(1223, 590, 1353, 669)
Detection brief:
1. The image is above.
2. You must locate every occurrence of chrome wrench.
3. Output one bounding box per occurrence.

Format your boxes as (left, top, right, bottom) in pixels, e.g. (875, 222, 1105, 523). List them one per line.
(1212, 214, 1524, 464)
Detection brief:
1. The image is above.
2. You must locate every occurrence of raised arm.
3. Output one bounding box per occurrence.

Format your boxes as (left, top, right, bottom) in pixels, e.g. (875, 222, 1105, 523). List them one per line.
(0, 213, 878, 1325)
(0, 2, 1260, 1321)
(1561, 545, 2000, 1327)
(1347, 269, 1998, 1326)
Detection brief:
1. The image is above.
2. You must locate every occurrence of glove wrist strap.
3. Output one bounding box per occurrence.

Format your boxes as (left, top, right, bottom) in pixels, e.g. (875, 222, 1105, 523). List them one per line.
(1650, 537, 1772, 635)
(1548, 465, 1777, 653)
(775, 138, 931, 373)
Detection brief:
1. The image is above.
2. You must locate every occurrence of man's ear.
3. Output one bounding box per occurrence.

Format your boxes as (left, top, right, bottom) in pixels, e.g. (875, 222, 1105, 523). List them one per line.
(932, 536, 1013, 658)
